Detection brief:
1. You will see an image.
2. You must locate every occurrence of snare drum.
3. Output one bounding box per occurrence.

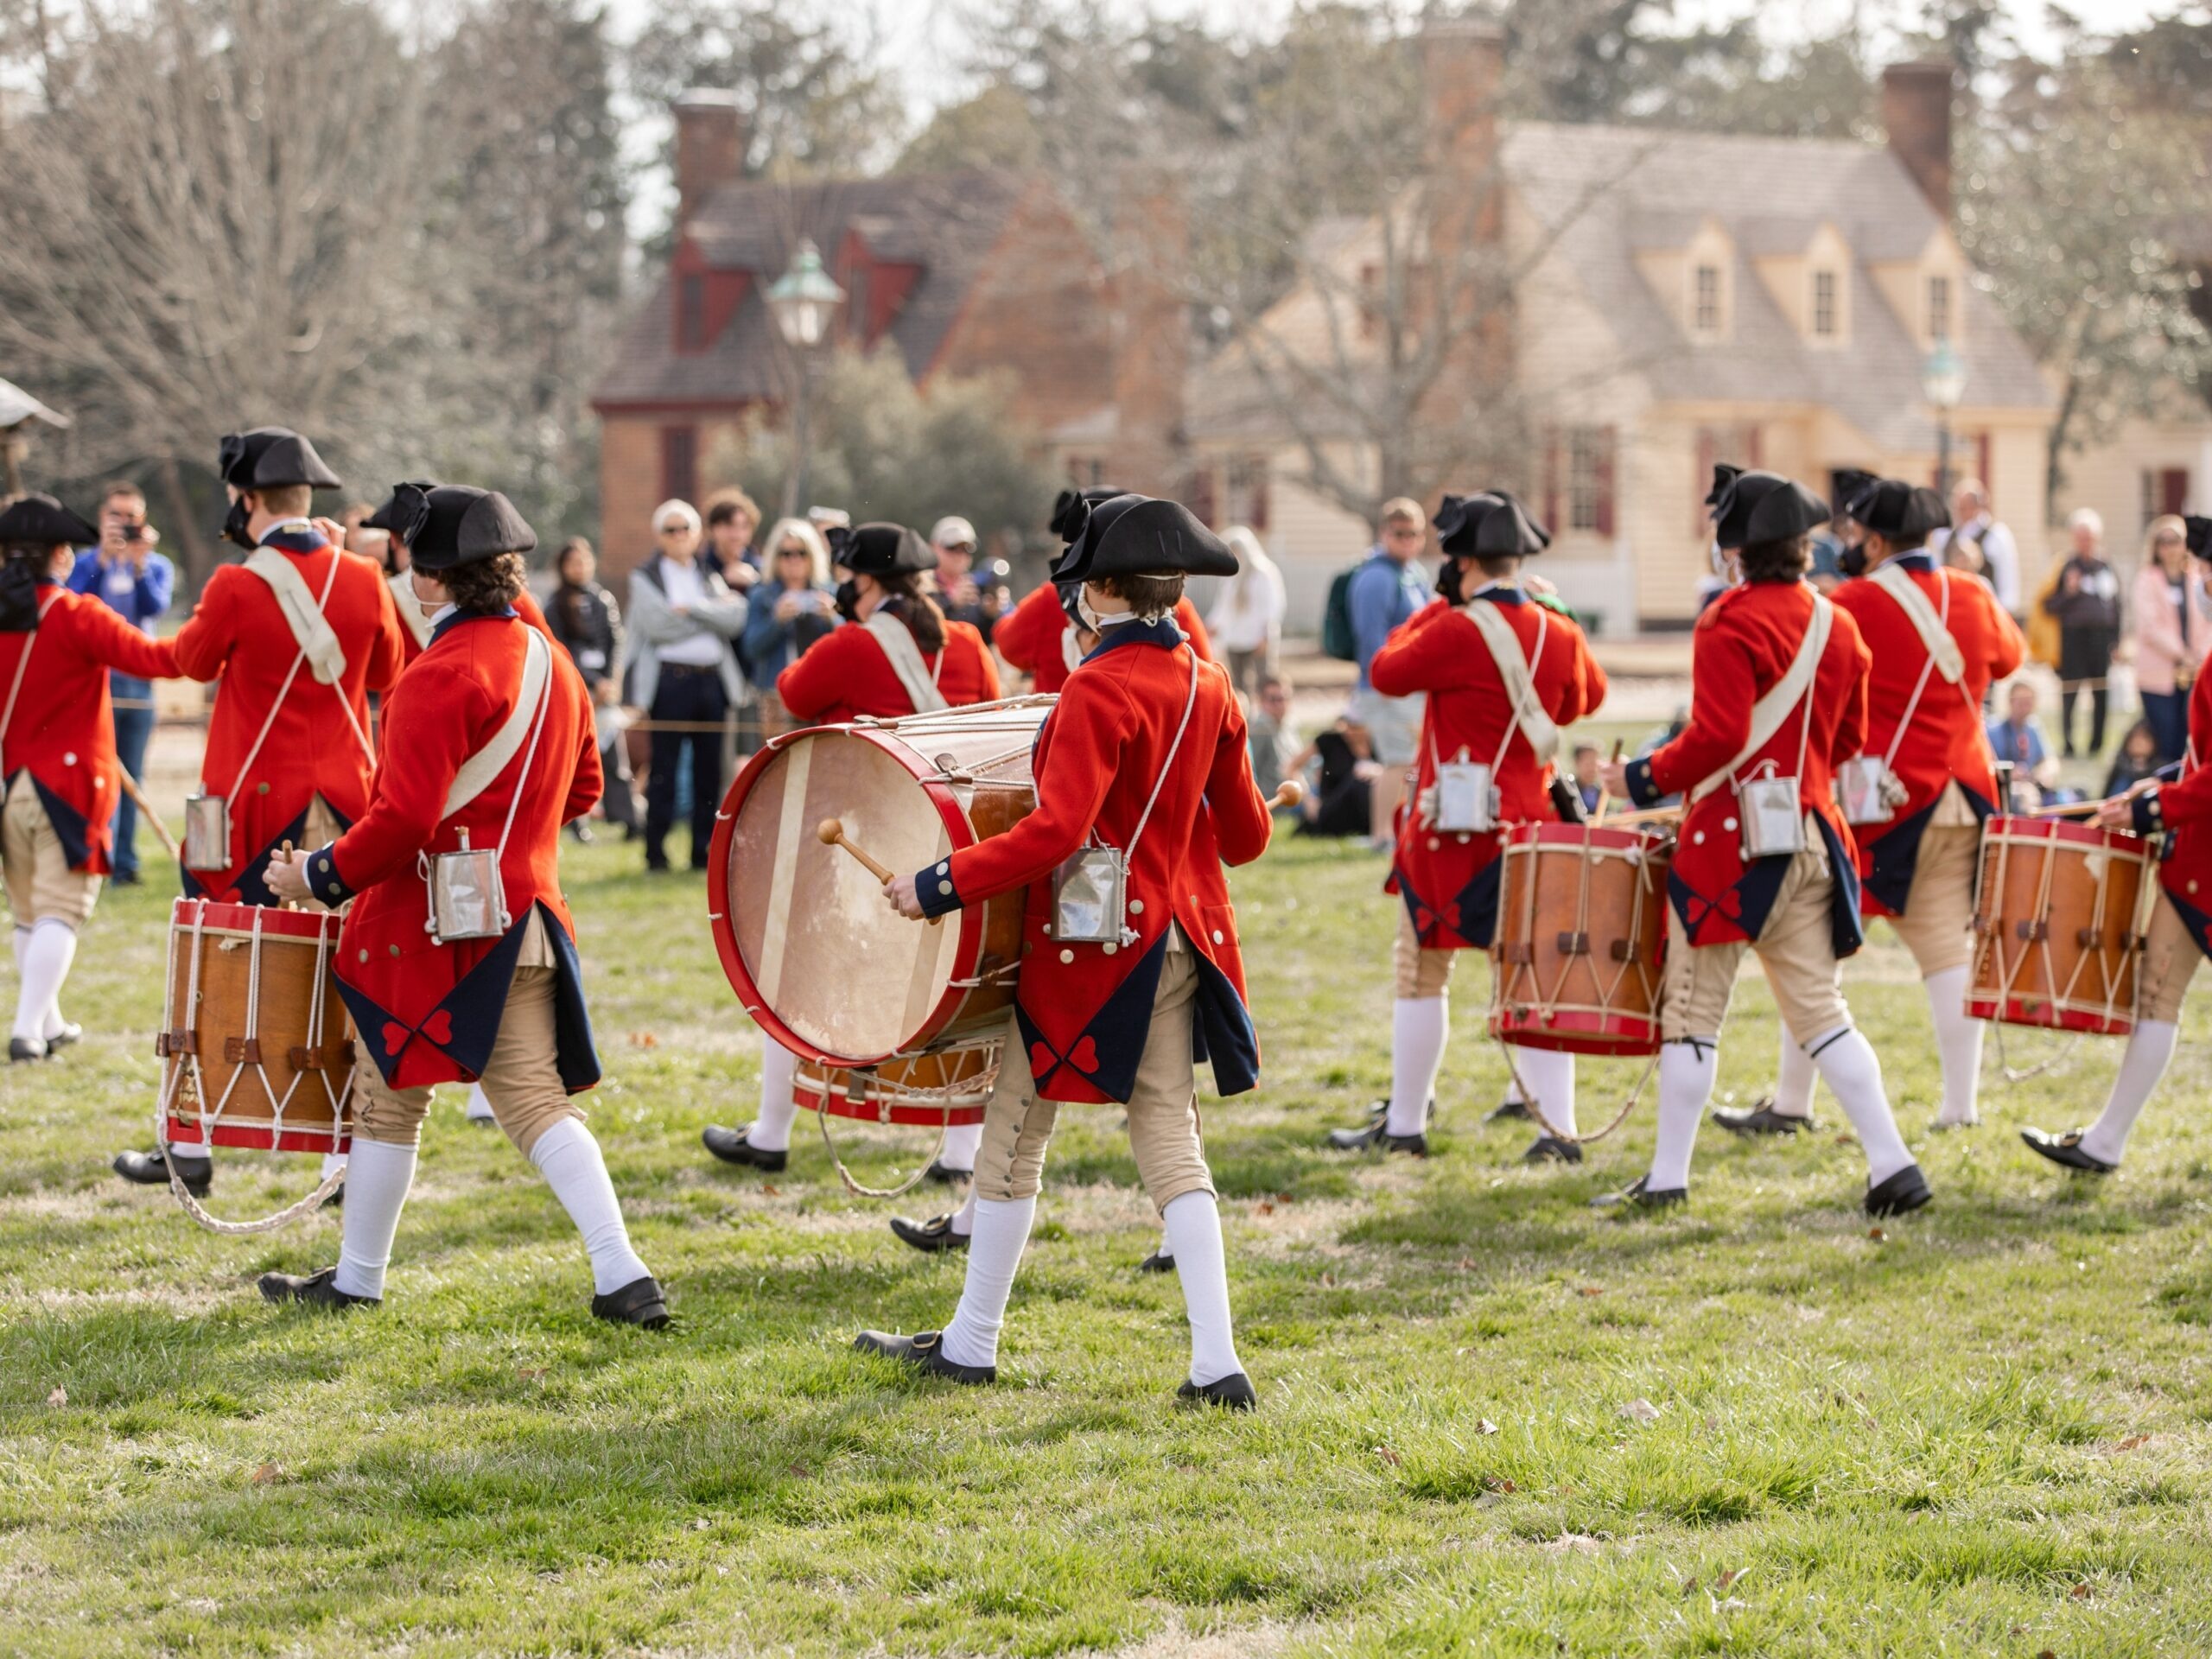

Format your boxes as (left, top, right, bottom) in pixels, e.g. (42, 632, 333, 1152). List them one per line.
(159, 899, 354, 1154)
(706, 699, 1051, 1068)
(1967, 816, 2155, 1036)
(1490, 823, 1673, 1056)
(794, 1044, 1000, 1128)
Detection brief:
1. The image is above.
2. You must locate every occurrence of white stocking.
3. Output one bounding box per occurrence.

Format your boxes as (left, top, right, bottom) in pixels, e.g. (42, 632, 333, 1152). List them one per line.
(1648, 1040, 1716, 1192)
(948, 1185, 977, 1237)
(332, 1139, 418, 1300)
(1509, 1045, 1577, 1137)
(530, 1117, 652, 1295)
(938, 1120, 982, 1173)
(13, 919, 74, 1045)
(750, 1040, 801, 1151)
(1387, 996, 1447, 1137)
(1806, 1026, 1915, 1185)
(1923, 966, 1985, 1127)
(2080, 1019, 2178, 1166)
(1162, 1190, 1243, 1386)
(938, 1195, 1036, 1369)
(464, 1082, 496, 1122)
(1771, 1024, 1817, 1119)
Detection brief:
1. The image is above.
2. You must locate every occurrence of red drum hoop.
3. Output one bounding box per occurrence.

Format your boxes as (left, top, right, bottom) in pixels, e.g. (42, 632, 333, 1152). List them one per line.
(794, 1045, 998, 1128)
(159, 898, 355, 1154)
(1967, 815, 2152, 1036)
(706, 699, 1050, 1069)
(1489, 822, 1673, 1057)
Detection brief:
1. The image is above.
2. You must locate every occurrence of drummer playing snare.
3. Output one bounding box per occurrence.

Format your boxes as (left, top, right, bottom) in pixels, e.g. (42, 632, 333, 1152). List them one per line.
(1599, 467, 1930, 1219)
(860, 494, 1275, 1410)
(1320, 490, 1606, 1165)
(2023, 513, 2212, 1176)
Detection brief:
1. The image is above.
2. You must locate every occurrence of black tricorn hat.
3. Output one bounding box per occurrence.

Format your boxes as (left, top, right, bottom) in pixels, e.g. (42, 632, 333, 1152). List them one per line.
(0, 492, 99, 548)
(1049, 485, 1128, 543)
(828, 521, 934, 577)
(1844, 476, 1949, 543)
(217, 427, 341, 492)
(1052, 494, 1238, 584)
(372, 483, 536, 572)
(1707, 465, 1829, 551)
(1434, 490, 1550, 560)
(1829, 469, 1879, 524)
(2185, 515, 2212, 562)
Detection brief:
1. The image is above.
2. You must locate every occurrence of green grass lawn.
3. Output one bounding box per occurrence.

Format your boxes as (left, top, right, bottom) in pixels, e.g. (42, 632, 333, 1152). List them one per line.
(3, 831, 2210, 1656)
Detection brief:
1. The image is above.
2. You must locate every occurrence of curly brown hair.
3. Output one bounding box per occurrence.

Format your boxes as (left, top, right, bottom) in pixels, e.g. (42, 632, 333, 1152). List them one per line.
(1738, 535, 1811, 584)
(442, 551, 528, 614)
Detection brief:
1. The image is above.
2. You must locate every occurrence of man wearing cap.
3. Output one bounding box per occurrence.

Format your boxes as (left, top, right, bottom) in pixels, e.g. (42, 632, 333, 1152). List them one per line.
(257, 485, 666, 1326)
(1325, 491, 1607, 1164)
(111, 427, 408, 1194)
(702, 522, 1000, 1180)
(0, 494, 183, 1063)
(1729, 476, 2023, 1139)
(929, 515, 1005, 645)
(2024, 513, 2212, 1177)
(856, 493, 1274, 1409)
(1599, 467, 1929, 1218)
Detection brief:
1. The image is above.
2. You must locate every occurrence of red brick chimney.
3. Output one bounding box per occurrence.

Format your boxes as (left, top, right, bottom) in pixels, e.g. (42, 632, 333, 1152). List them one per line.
(672, 89, 746, 236)
(1423, 18, 1504, 180)
(1108, 169, 1189, 499)
(1882, 61, 1953, 221)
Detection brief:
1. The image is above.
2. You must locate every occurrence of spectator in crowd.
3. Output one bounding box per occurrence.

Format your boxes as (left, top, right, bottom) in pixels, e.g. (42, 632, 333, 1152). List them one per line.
(1207, 525, 1286, 700)
(929, 515, 1006, 643)
(2044, 507, 2123, 758)
(1247, 674, 1298, 804)
(1987, 677, 2060, 807)
(545, 537, 637, 842)
(1572, 740, 1605, 815)
(1295, 721, 1382, 838)
(2130, 513, 2207, 765)
(1346, 497, 1431, 843)
(2104, 719, 2162, 798)
(1930, 477, 2022, 618)
(741, 517, 836, 738)
(704, 490, 761, 592)
(626, 499, 750, 873)
(66, 480, 171, 886)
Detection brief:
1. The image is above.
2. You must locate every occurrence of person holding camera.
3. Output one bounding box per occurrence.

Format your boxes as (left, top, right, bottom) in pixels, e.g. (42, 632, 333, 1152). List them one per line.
(67, 481, 174, 886)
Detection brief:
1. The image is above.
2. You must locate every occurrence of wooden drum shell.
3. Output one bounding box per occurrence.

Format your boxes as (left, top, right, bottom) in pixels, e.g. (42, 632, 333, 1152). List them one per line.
(1489, 823, 1673, 1057)
(793, 1046, 999, 1128)
(1967, 816, 2152, 1036)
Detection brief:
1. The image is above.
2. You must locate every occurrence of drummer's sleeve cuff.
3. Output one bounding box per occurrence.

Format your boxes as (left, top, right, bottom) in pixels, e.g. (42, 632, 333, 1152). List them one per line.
(2132, 791, 2164, 836)
(307, 842, 355, 908)
(916, 858, 964, 918)
(2154, 760, 2183, 785)
(1624, 757, 1662, 809)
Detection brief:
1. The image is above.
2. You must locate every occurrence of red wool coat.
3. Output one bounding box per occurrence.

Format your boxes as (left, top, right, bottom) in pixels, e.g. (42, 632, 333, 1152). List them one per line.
(169, 528, 409, 905)
(2132, 667, 2212, 957)
(995, 583, 1214, 695)
(1831, 551, 2025, 916)
(0, 582, 180, 874)
(1370, 588, 1607, 949)
(306, 609, 602, 1091)
(915, 620, 1273, 1104)
(777, 614, 1001, 723)
(1624, 579, 1871, 952)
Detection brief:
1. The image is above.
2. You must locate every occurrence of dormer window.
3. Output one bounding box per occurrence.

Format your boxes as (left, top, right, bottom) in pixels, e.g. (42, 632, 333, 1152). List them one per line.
(1693, 264, 1721, 334)
(1811, 270, 1838, 338)
(1927, 273, 1952, 343)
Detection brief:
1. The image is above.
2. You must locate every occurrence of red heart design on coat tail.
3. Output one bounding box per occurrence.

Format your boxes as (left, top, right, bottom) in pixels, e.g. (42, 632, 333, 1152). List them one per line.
(1031, 1042, 1056, 1077)
(1068, 1035, 1099, 1074)
(421, 1009, 454, 1046)
(380, 1021, 411, 1057)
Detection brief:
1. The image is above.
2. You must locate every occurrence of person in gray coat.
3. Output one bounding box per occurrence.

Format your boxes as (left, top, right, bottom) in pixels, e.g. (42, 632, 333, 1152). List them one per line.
(627, 498, 750, 871)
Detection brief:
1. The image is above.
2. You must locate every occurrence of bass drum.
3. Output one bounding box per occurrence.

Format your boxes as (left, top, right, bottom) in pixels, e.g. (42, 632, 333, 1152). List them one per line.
(706, 698, 1052, 1068)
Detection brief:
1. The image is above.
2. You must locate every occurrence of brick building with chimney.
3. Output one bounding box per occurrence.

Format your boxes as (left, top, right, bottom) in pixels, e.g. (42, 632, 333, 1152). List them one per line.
(588, 91, 1187, 583)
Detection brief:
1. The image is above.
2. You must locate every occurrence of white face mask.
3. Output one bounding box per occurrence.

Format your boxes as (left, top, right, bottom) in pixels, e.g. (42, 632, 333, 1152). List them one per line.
(1076, 587, 1139, 633)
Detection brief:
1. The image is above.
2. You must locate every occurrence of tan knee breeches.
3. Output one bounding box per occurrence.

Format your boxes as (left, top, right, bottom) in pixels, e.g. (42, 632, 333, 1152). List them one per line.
(1662, 843, 1851, 1044)
(350, 963, 582, 1155)
(3, 774, 98, 926)
(1394, 909, 1458, 999)
(975, 942, 1215, 1211)
(2137, 891, 2201, 1024)
(1885, 822, 1980, 978)
(303, 793, 343, 852)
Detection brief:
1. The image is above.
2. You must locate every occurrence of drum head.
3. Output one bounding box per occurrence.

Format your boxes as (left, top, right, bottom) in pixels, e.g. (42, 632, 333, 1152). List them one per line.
(721, 729, 964, 1060)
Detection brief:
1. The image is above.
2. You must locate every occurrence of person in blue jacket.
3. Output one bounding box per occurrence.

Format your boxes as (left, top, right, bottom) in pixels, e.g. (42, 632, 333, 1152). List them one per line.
(67, 480, 173, 886)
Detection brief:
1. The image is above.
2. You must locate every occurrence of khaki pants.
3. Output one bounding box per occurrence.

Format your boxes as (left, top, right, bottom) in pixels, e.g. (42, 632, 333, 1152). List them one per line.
(975, 941, 1214, 1211)
(1394, 909, 1458, 999)
(3, 773, 98, 926)
(1662, 842, 1851, 1044)
(303, 794, 343, 853)
(2137, 891, 2200, 1024)
(1885, 822, 1980, 977)
(350, 922, 581, 1155)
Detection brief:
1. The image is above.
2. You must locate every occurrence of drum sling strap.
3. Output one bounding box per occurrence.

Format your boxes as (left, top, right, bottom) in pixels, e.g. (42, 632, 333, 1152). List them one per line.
(420, 627, 555, 944)
(864, 609, 951, 715)
(1688, 594, 1831, 810)
(1461, 595, 1560, 765)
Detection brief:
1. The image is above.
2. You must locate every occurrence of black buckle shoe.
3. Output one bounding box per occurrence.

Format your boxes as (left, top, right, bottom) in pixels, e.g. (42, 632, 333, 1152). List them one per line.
(43, 1022, 80, 1051)
(1865, 1163, 1933, 1217)
(1177, 1372, 1256, 1411)
(1326, 1101, 1429, 1155)
(701, 1123, 788, 1172)
(1591, 1174, 1686, 1211)
(114, 1146, 210, 1195)
(2020, 1127, 2117, 1174)
(592, 1274, 671, 1329)
(1522, 1134, 1583, 1166)
(1138, 1249, 1177, 1274)
(1484, 1095, 1532, 1124)
(1712, 1097, 1814, 1136)
(258, 1265, 378, 1310)
(854, 1328, 995, 1385)
(890, 1213, 969, 1254)
(10, 1036, 45, 1063)
(923, 1160, 971, 1186)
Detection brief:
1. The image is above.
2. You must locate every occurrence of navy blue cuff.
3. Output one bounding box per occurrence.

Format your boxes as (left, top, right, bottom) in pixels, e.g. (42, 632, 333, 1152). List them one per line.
(1624, 756, 1662, 810)
(2153, 759, 2184, 785)
(916, 859, 964, 918)
(306, 842, 355, 907)
(2132, 791, 2163, 836)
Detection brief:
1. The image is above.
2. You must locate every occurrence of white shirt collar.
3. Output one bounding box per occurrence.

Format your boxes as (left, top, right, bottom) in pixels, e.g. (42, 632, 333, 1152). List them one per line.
(430, 602, 458, 629)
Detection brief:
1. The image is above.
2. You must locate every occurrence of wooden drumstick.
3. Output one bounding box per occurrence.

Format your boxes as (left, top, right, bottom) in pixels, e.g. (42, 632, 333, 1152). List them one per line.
(1268, 779, 1306, 810)
(818, 819, 941, 925)
(1592, 740, 1624, 826)
(115, 766, 181, 860)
